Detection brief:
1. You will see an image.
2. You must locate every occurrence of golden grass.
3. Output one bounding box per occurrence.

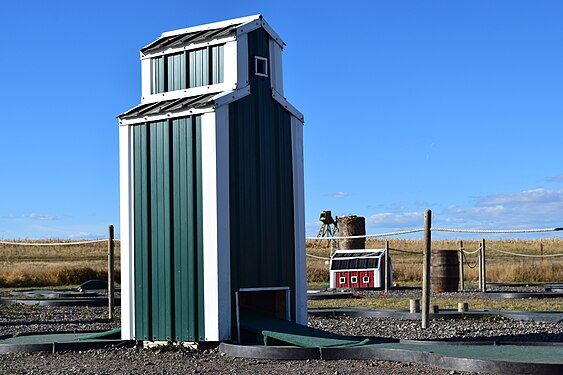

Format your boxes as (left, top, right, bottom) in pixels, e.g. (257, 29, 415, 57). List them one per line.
(0, 240, 120, 287)
(1, 238, 562, 287)
(306, 238, 563, 284)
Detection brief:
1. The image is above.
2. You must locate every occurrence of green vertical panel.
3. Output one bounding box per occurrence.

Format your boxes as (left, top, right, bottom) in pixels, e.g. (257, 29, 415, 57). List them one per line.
(150, 120, 172, 340)
(172, 117, 197, 341)
(211, 45, 224, 84)
(133, 123, 151, 340)
(189, 48, 209, 88)
(194, 116, 205, 340)
(167, 53, 186, 91)
(153, 56, 165, 94)
(229, 28, 296, 336)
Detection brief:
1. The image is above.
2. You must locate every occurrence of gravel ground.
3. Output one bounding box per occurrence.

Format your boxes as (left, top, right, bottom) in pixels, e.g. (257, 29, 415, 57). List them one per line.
(1, 287, 562, 375)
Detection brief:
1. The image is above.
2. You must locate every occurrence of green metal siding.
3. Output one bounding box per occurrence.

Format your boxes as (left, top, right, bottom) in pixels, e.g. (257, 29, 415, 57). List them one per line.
(149, 121, 172, 340)
(189, 48, 209, 88)
(171, 117, 205, 341)
(132, 116, 204, 341)
(133, 123, 151, 340)
(211, 44, 224, 84)
(167, 53, 187, 91)
(151, 45, 224, 93)
(229, 28, 296, 334)
(153, 56, 165, 94)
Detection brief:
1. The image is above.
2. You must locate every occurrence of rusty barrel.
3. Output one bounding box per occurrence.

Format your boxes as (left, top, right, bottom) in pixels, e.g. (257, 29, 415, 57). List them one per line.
(430, 250, 459, 292)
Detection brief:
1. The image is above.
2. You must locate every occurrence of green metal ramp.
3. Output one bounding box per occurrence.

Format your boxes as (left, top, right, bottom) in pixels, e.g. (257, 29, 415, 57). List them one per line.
(240, 312, 375, 347)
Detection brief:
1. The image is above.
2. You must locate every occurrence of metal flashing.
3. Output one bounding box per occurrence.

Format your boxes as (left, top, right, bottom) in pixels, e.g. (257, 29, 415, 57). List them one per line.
(236, 17, 285, 48)
(212, 86, 251, 108)
(271, 89, 304, 122)
(141, 83, 233, 104)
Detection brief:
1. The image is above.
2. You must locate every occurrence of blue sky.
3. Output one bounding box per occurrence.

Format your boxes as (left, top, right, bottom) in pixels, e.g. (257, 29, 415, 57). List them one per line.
(1, 1, 562, 239)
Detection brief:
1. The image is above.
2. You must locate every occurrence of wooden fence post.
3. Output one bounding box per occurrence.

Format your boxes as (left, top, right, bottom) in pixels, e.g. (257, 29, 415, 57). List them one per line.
(479, 238, 483, 292)
(481, 238, 487, 292)
(384, 240, 390, 292)
(108, 225, 115, 320)
(422, 209, 432, 329)
(459, 240, 464, 291)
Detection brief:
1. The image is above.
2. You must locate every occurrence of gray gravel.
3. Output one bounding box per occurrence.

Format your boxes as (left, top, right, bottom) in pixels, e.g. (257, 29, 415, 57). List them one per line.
(1, 287, 562, 374)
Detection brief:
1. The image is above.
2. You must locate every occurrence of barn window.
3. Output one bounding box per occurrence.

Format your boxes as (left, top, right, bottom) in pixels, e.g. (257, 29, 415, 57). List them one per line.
(339, 276, 346, 284)
(255, 56, 268, 77)
(351, 276, 358, 284)
(150, 44, 225, 94)
(363, 276, 370, 284)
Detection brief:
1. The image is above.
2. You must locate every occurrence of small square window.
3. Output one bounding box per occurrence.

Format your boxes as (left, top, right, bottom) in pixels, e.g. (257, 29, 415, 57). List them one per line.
(255, 56, 268, 77)
(363, 276, 370, 284)
(339, 277, 346, 285)
(351, 276, 358, 284)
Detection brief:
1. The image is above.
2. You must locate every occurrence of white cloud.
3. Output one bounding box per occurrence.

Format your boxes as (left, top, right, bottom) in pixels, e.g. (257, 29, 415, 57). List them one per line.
(441, 188, 563, 229)
(547, 174, 563, 183)
(27, 213, 60, 221)
(68, 231, 105, 240)
(366, 211, 423, 228)
(476, 188, 562, 206)
(326, 191, 349, 198)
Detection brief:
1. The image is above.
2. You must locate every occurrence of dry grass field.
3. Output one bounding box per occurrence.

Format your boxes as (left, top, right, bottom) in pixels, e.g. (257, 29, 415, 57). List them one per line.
(1, 238, 562, 288)
(307, 237, 563, 284)
(0, 240, 120, 287)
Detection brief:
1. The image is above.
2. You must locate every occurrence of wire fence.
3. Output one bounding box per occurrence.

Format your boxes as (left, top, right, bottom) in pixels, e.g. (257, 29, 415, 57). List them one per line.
(0, 239, 118, 246)
(306, 224, 563, 264)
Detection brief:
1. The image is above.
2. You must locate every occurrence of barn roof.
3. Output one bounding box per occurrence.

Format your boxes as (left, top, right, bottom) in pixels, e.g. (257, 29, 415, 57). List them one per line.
(140, 14, 284, 56)
(141, 25, 236, 55)
(330, 250, 384, 271)
(119, 93, 216, 120)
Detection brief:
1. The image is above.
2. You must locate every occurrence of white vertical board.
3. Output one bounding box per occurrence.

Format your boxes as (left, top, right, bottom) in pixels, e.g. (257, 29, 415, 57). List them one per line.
(214, 105, 231, 340)
(269, 39, 284, 95)
(223, 40, 237, 90)
(119, 125, 135, 340)
(236, 34, 249, 89)
(201, 110, 231, 341)
(290, 116, 307, 325)
(140, 58, 151, 103)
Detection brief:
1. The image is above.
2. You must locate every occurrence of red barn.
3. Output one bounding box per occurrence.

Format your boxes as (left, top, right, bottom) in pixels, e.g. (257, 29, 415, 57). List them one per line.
(329, 249, 392, 289)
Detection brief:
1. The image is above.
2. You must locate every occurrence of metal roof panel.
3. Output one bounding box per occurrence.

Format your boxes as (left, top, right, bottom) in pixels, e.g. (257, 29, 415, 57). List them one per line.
(118, 94, 216, 120)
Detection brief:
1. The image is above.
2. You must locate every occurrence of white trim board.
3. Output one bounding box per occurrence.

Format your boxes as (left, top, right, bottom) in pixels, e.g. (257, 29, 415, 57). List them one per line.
(201, 111, 231, 341)
(236, 17, 285, 48)
(213, 86, 251, 108)
(119, 125, 135, 340)
(290, 116, 307, 325)
(201, 112, 220, 341)
(272, 89, 304, 122)
(215, 105, 231, 340)
(141, 83, 234, 104)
